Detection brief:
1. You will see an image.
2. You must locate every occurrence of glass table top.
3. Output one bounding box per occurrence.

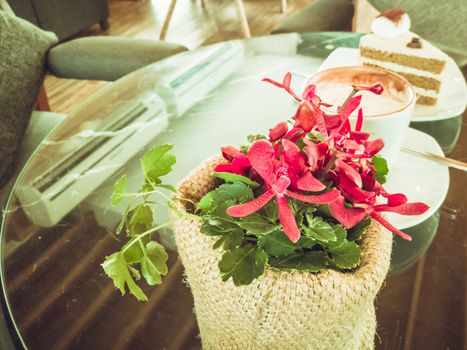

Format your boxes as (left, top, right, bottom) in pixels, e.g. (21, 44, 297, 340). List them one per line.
(1, 32, 466, 350)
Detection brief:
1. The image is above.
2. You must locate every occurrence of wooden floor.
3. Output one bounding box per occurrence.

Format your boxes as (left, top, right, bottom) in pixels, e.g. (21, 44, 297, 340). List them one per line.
(44, 0, 312, 114)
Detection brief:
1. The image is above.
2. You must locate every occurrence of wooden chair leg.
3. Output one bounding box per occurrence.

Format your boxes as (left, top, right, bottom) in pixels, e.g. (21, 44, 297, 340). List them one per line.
(234, 0, 251, 38)
(36, 83, 51, 111)
(159, 0, 178, 41)
(280, 0, 287, 14)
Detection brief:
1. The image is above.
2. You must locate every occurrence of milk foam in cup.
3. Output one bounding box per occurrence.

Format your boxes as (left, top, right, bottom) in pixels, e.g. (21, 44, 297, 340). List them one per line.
(304, 66, 416, 167)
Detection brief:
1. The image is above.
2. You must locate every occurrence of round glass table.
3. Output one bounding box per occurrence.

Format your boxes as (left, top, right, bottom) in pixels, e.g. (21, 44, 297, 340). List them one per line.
(1, 32, 466, 350)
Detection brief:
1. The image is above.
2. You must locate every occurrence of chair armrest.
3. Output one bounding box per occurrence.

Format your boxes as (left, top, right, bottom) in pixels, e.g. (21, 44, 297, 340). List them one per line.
(46, 36, 188, 81)
(272, 0, 354, 34)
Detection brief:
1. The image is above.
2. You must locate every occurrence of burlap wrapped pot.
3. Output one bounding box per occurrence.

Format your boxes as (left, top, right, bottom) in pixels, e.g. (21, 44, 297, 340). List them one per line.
(172, 156, 393, 350)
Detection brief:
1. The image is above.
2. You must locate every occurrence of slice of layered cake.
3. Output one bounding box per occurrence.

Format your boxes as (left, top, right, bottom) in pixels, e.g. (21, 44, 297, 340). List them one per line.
(359, 9, 448, 105)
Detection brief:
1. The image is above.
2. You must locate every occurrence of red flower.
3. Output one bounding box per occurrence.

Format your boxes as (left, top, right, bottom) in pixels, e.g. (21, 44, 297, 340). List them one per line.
(227, 140, 339, 243)
(215, 146, 250, 176)
(353, 83, 384, 95)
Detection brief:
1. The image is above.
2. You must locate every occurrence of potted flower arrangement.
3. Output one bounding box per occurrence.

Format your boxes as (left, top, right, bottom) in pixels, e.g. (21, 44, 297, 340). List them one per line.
(102, 72, 428, 349)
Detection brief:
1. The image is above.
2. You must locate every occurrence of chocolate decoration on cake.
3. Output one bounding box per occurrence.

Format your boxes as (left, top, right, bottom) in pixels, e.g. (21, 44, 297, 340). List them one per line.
(377, 8, 406, 23)
(407, 37, 422, 49)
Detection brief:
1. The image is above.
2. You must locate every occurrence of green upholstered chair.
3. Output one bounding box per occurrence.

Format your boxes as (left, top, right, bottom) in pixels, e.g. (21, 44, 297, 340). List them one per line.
(0, 9, 188, 204)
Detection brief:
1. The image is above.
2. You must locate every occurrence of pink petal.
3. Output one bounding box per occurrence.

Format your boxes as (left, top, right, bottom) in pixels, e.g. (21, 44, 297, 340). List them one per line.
(232, 153, 250, 168)
(365, 139, 384, 156)
(369, 212, 412, 241)
(336, 159, 363, 188)
(214, 163, 244, 175)
(247, 140, 277, 185)
(297, 171, 326, 192)
(281, 139, 306, 171)
(262, 73, 301, 101)
(373, 202, 429, 215)
(221, 146, 240, 161)
(276, 194, 301, 243)
(273, 175, 291, 194)
(328, 196, 367, 229)
(349, 131, 370, 143)
(339, 95, 362, 122)
(355, 108, 364, 132)
(293, 100, 316, 132)
(354, 83, 384, 95)
(269, 122, 289, 142)
(302, 84, 316, 101)
(284, 127, 305, 142)
(227, 189, 275, 217)
(338, 173, 375, 204)
(387, 193, 407, 207)
(303, 141, 328, 171)
(324, 114, 342, 129)
(285, 188, 340, 204)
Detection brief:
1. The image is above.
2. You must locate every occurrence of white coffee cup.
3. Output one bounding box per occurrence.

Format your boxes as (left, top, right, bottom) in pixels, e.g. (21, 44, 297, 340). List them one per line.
(304, 66, 415, 167)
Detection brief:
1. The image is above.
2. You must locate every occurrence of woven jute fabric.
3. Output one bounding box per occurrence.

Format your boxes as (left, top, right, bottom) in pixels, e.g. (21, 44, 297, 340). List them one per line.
(172, 156, 393, 350)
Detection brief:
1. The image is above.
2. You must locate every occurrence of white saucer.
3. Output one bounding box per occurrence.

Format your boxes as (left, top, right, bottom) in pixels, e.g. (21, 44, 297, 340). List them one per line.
(384, 128, 449, 229)
(318, 48, 467, 122)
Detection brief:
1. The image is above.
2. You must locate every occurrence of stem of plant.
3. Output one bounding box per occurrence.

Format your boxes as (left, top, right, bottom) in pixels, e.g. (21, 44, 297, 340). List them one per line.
(337, 86, 359, 114)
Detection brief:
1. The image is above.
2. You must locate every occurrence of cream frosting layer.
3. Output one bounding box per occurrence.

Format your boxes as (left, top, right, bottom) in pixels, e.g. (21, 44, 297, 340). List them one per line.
(360, 57, 442, 79)
(360, 31, 448, 61)
(413, 86, 438, 98)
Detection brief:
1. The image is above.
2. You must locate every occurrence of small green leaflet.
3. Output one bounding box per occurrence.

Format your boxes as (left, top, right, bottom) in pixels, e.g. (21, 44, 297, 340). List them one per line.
(347, 217, 371, 241)
(141, 144, 176, 184)
(218, 247, 267, 286)
(269, 251, 327, 272)
(212, 172, 260, 187)
(258, 230, 299, 257)
(127, 204, 153, 236)
(111, 175, 127, 206)
(213, 229, 244, 250)
(101, 252, 148, 301)
(197, 183, 253, 215)
(328, 241, 361, 269)
(303, 215, 338, 243)
(238, 214, 279, 234)
(372, 154, 389, 184)
(141, 241, 169, 286)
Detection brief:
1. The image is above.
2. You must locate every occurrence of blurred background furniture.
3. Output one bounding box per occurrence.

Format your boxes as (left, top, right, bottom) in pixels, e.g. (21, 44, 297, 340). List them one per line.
(7, 0, 110, 41)
(0, 7, 187, 203)
(272, 0, 467, 69)
(160, 0, 288, 40)
(272, 0, 354, 34)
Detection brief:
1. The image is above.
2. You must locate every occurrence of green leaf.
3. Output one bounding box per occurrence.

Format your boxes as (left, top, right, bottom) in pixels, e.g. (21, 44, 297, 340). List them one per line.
(214, 183, 254, 203)
(141, 241, 169, 286)
(213, 229, 244, 250)
(212, 172, 260, 187)
(328, 241, 361, 269)
(201, 221, 232, 236)
(218, 247, 267, 286)
(123, 243, 145, 264)
(303, 216, 337, 243)
(372, 154, 389, 184)
(247, 134, 266, 143)
(111, 175, 127, 206)
(347, 217, 371, 241)
(207, 200, 239, 230)
(127, 204, 153, 236)
(296, 235, 317, 249)
(197, 190, 217, 214)
(259, 199, 278, 223)
(156, 184, 177, 193)
(101, 252, 148, 301)
(322, 224, 347, 249)
(269, 251, 327, 272)
(258, 230, 299, 257)
(238, 214, 279, 234)
(141, 144, 176, 184)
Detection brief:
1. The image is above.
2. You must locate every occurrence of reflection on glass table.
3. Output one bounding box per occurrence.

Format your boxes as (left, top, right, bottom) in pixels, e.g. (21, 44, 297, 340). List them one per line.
(1, 32, 465, 350)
